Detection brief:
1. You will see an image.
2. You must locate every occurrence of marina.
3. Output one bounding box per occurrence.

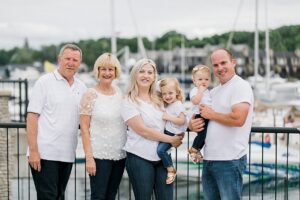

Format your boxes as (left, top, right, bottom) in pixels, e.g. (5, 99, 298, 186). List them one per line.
(0, 1, 299, 198)
(1, 27, 300, 198)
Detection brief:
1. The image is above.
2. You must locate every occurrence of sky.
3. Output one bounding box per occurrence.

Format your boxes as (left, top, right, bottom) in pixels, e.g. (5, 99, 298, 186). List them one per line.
(1, 0, 299, 50)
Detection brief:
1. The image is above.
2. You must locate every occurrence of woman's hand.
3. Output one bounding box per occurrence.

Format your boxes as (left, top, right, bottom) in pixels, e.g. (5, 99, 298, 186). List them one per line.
(86, 157, 96, 176)
(188, 114, 205, 132)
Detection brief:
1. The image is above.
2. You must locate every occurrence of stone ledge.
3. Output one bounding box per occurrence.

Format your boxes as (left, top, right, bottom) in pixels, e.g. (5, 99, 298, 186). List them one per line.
(0, 91, 11, 97)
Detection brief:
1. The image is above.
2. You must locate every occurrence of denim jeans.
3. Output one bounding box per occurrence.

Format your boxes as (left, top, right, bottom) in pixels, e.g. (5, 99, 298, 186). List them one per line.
(30, 159, 73, 200)
(202, 155, 247, 200)
(192, 114, 209, 150)
(126, 152, 173, 200)
(90, 158, 126, 200)
(157, 130, 175, 168)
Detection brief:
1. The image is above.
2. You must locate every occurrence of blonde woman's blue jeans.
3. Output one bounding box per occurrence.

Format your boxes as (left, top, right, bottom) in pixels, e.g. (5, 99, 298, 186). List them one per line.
(126, 152, 173, 200)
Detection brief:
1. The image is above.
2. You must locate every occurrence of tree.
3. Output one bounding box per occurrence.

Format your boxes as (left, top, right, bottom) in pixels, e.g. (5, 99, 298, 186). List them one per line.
(0, 25, 299, 67)
(10, 48, 34, 64)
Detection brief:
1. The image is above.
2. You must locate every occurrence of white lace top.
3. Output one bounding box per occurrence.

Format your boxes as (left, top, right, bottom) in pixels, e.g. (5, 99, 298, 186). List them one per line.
(80, 86, 127, 160)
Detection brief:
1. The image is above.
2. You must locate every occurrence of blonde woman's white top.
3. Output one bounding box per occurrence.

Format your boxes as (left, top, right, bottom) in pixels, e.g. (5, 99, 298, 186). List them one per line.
(80, 87, 126, 160)
(121, 98, 165, 161)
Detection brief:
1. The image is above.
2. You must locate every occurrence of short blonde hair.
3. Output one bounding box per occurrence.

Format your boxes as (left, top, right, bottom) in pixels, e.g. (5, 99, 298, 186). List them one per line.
(93, 53, 121, 80)
(159, 77, 185, 103)
(125, 58, 162, 107)
(192, 64, 211, 77)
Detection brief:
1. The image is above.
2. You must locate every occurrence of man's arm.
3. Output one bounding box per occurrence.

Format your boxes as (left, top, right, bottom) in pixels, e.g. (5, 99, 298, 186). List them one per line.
(27, 112, 41, 171)
(200, 102, 250, 127)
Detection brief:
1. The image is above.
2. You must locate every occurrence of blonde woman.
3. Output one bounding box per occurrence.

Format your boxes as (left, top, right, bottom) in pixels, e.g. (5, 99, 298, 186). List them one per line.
(80, 53, 126, 200)
(121, 59, 183, 200)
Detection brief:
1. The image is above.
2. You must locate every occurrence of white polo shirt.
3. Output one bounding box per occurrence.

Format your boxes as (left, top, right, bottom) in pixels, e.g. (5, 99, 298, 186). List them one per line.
(204, 75, 254, 160)
(27, 69, 87, 162)
(121, 98, 165, 161)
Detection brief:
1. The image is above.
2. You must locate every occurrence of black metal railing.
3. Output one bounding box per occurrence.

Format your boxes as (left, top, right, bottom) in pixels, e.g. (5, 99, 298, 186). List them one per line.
(0, 80, 28, 122)
(0, 122, 299, 199)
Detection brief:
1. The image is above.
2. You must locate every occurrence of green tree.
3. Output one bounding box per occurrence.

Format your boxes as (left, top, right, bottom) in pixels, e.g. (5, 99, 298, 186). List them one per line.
(10, 48, 34, 64)
(0, 49, 15, 65)
(1, 25, 299, 67)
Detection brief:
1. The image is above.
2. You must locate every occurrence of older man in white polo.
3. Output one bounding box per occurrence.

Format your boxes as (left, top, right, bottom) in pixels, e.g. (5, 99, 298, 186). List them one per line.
(26, 44, 87, 199)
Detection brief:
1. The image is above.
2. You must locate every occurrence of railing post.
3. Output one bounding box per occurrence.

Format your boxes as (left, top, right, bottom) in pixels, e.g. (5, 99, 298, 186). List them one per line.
(18, 79, 23, 122)
(24, 79, 28, 122)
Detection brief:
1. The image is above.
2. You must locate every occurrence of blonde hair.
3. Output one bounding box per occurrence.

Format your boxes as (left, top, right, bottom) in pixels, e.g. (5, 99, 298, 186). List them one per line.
(192, 64, 211, 77)
(93, 53, 121, 80)
(159, 77, 185, 103)
(124, 58, 162, 107)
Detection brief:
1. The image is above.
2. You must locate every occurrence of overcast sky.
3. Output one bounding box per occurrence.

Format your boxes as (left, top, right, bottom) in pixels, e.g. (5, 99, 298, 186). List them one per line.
(1, 0, 299, 50)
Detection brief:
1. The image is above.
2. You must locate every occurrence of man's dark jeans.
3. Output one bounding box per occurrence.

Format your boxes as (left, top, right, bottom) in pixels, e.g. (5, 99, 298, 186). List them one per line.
(30, 159, 73, 200)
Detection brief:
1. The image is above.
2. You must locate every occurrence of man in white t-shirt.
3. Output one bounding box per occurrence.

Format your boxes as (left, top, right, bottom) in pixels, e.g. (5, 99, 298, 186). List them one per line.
(26, 44, 87, 199)
(189, 48, 254, 199)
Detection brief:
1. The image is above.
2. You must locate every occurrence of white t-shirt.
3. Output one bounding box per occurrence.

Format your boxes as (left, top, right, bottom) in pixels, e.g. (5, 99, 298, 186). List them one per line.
(204, 75, 254, 160)
(80, 87, 126, 160)
(165, 101, 187, 134)
(189, 87, 212, 114)
(27, 69, 87, 162)
(121, 98, 165, 161)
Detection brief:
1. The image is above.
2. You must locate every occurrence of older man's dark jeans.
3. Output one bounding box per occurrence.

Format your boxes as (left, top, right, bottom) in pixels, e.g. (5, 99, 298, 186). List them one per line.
(30, 159, 73, 200)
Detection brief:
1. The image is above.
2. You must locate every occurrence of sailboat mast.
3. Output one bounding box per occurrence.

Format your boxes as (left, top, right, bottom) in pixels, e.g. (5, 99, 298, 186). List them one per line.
(127, 0, 147, 58)
(181, 36, 185, 90)
(111, 0, 117, 55)
(254, 0, 259, 88)
(265, 0, 270, 92)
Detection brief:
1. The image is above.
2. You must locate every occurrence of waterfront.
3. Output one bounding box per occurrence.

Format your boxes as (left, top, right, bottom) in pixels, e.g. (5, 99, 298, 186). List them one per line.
(3, 126, 299, 199)
(11, 166, 300, 200)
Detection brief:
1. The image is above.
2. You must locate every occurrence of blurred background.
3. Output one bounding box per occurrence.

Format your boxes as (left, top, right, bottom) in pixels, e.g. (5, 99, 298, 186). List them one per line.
(0, 1, 300, 199)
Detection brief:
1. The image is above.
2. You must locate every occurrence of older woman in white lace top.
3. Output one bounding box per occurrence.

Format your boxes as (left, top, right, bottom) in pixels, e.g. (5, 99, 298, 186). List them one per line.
(80, 53, 126, 200)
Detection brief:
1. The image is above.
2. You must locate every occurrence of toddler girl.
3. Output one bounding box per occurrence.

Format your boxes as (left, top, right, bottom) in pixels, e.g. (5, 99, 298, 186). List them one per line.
(157, 77, 187, 184)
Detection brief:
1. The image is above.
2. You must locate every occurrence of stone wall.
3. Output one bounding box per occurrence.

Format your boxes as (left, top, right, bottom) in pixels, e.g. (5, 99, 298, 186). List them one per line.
(0, 91, 10, 120)
(0, 91, 13, 199)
